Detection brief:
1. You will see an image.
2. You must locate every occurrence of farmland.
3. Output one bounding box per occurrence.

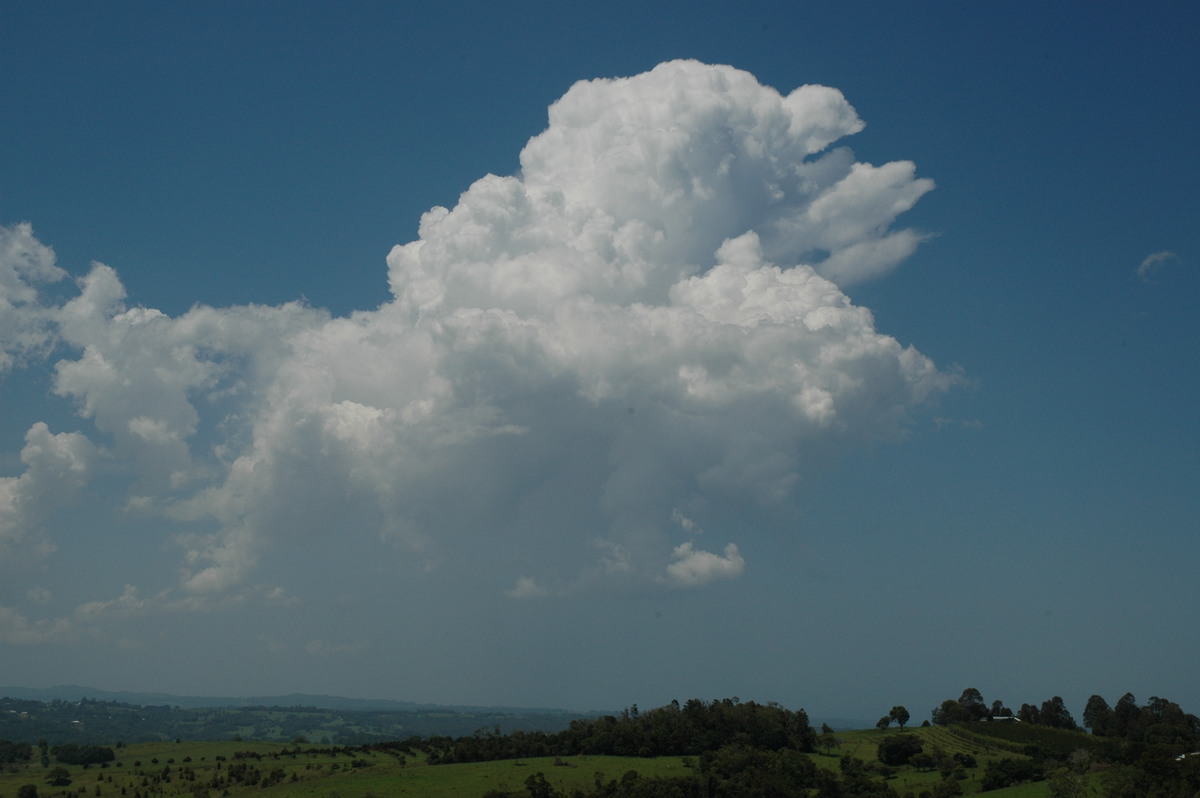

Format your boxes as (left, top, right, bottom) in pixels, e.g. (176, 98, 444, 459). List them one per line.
(0, 739, 1060, 796)
(0, 723, 1071, 797)
(0, 742, 691, 798)
(1, 689, 1196, 797)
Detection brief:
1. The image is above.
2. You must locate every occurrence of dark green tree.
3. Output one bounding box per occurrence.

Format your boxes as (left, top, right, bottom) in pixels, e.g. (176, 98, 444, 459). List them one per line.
(1113, 692, 1141, 738)
(819, 723, 839, 755)
(524, 771, 557, 798)
(1084, 691, 1108, 734)
(700, 743, 817, 797)
(958, 688, 987, 722)
(877, 735, 923, 766)
(932, 699, 969, 726)
(889, 706, 910, 730)
(1039, 696, 1077, 730)
(0, 740, 33, 764)
(930, 782, 963, 798)
(1047, 750, 1091, 798)
(981, 758, 1046, 790)
(17, 785, 38, 798)
(1100, 763, 1142, 798)
(910, 752, 935, 771)
(876, 716, 891, 732)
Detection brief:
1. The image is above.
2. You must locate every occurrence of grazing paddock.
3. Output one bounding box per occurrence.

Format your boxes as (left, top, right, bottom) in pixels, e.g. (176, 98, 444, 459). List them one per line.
(0, 742, 692, 798)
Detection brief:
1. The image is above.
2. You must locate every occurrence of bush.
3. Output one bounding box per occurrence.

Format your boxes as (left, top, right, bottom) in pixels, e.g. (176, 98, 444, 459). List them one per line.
(980, 757, 1046, 791)
(878, 735, 924, 766)
(51, 744, 116, 766)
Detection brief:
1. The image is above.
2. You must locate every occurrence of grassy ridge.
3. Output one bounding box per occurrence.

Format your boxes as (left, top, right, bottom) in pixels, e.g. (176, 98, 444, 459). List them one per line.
(0, 741, 690, 798)
(818, 725, 1052, 796)
(0, 722, 1096, 797)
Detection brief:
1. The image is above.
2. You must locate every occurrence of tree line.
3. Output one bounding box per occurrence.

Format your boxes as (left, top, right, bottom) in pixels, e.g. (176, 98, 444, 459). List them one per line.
(378, 698, 818, 765)
(3, 690, 1199, 797)
(923, 687, 1200, 797)
(929, 686, 1200, 744)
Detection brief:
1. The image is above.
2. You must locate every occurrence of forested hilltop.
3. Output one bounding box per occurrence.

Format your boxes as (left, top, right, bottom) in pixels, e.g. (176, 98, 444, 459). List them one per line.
(0, 689, 1196, 797)
(393, 690, 1200, 796)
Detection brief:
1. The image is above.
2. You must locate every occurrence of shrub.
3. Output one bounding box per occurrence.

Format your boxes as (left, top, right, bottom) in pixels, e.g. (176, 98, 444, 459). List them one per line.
(980, 757, 1046, 791)
(878, 735, 924, 766)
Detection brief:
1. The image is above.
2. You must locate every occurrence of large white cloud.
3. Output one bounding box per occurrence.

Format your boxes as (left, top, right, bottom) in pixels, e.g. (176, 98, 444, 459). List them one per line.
(0, 61, 953, 637)
(0, 422, 97, 568)
(0, 222, 66, 373)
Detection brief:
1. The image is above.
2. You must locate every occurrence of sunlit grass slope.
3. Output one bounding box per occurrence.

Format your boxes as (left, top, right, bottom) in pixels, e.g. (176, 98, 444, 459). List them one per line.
(0, 741, 690, 798)
(0, 720, 1102, 797)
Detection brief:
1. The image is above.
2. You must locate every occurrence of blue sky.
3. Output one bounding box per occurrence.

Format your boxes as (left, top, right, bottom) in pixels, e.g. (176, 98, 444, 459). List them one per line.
(1, 1, 1197, 725)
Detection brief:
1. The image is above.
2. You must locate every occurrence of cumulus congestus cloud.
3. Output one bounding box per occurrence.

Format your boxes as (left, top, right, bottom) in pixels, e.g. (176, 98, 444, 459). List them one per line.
(0, 222, 66, 374)
(0, 61, 953, 637)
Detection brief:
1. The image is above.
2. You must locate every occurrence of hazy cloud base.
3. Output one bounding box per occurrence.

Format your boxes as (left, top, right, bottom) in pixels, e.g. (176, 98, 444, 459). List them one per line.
(0, 61, 952, 645)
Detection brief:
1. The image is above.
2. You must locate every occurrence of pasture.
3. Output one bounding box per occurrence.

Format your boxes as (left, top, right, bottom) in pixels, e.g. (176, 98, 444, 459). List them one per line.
(0, 742, 691, 798)
(0, 723, 1087, 797)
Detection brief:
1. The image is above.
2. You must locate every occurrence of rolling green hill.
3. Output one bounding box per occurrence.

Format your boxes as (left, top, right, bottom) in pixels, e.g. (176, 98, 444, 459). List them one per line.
(0, 718, 1085, 798)
(0, 737, 1063, 798)
(0, 693, 1194, 797)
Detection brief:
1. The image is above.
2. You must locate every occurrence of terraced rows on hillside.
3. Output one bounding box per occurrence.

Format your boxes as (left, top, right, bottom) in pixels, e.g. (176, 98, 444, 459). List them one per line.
(834, 724, 1015, 761)
(915, 724, 995, 756)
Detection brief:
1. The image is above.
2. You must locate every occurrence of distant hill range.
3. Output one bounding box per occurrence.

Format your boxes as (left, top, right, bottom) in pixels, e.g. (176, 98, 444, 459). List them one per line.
(0, 684, 578, 714)
(0, 686, 603, 745)
(0, 686, 867, 744)
(819, 717, 875, 732)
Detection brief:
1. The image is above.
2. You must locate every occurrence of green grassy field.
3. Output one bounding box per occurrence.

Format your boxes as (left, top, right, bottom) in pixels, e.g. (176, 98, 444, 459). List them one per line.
(0, 724, 1088, 797)
(0, 742, 691, 798)
(813, 725, 1063, 797)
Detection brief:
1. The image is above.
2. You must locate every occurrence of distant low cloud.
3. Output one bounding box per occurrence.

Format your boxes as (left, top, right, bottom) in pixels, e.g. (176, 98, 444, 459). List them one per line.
(671, 509, 704, 536)
(0, 61, 954, 641)
(1136, 250, 1181, 282)
(0, 584, 147, 645)
(662, 542, 745, 588)
(0, 604, 74, 645)
(506, 576, 549, 600)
